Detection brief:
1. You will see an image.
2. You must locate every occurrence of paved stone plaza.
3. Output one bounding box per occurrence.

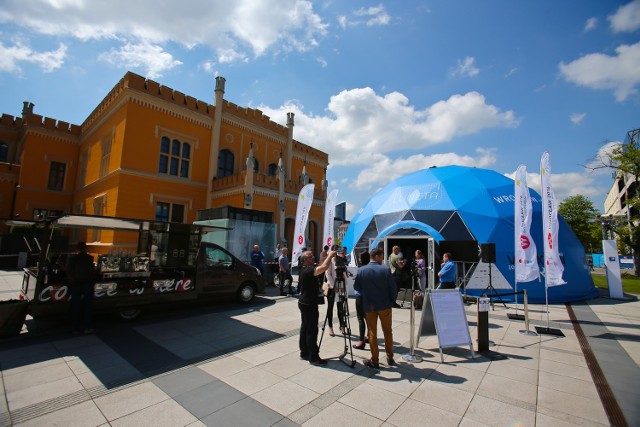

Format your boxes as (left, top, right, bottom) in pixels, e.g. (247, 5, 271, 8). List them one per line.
(0, 270, 638, 426)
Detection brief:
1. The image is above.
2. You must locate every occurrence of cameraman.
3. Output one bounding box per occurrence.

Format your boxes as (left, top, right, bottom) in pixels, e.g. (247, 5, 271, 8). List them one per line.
(298, 249, 336, 366)
(324, 245, 348, 336)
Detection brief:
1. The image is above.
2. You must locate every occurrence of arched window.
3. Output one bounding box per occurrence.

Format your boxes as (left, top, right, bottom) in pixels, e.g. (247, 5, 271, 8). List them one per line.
(268, 163, 277, 176)
(253, 158, 259, 173)
(217, 149, 234, 178)
(159, 136, 190, 178)
(0, 143, 8, 163)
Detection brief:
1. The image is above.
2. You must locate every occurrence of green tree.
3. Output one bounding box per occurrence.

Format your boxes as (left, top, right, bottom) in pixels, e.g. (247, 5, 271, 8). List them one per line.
(590, 128, 640, 275)
(558, 195, 601, 253)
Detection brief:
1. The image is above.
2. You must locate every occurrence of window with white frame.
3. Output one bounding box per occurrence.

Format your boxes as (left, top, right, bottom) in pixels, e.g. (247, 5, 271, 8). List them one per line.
(158, 136, 190, 178)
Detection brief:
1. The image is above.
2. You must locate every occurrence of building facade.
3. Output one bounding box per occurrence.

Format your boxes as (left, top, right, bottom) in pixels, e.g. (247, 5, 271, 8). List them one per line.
(0, 72, 329, 257)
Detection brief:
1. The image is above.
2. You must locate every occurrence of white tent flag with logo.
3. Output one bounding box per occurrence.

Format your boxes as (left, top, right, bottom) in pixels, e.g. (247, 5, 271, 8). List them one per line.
(540, 152, 566, 287)
(291, 183, 315, 267)
(514, 165, 540, 282)
(322, 189, 339, 249)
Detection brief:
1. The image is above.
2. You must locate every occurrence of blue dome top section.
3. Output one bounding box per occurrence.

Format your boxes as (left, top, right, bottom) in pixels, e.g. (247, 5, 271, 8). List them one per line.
(344, 166, 521, 251)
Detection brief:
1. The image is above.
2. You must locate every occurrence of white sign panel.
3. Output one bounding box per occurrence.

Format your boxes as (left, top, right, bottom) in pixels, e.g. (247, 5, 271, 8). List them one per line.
(430, 290, 473, 348)
(465, 261, 513, 290)
(602, 240, 624, 299)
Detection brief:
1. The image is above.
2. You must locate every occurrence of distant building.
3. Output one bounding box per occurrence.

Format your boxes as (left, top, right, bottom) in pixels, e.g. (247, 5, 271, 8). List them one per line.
(0, 72, 329, 256)
(604, 128, 640, 219)
(335, 201, 346, 221)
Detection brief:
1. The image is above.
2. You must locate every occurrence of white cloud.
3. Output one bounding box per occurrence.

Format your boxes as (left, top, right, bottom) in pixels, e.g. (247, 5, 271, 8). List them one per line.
(505, 67, 519, 78)
(570, 112, 586, 124)
(354, 5, 391, 27)
(316, 56, 328, 67)
(98, 42, 182, 79)
(584, 17, 598, 32)
(608, 0, 640, 33)
(352, 148, 497, 190)
(259, 88, 519, 167)
(0, 40, 66, 73)
(452, 56, 480, 78)
(510, 171, 606, 203)
(340, 4, 391, 28)
(0, 0, 327, 66)
(559, 41, 640, 101)
(584, 140, 622, 173)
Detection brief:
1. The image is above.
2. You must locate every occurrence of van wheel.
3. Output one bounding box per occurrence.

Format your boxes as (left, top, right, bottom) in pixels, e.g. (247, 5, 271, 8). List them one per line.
(238, 283, 256, 303)
(118, 308, 142, 321)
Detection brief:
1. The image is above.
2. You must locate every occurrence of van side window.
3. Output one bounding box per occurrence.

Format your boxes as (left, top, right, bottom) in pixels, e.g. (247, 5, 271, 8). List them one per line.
(205, 247, 233, 268)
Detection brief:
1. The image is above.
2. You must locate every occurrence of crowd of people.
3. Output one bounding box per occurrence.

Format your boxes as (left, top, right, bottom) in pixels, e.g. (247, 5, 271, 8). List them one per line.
(294, 243, 457, 369)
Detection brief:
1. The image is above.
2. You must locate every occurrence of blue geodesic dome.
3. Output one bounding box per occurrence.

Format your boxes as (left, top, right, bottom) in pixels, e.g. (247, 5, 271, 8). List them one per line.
(342, 165, 598, 303)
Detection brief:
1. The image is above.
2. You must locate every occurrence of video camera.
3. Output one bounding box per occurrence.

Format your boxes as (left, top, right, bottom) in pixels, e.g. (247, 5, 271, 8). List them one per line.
(334, 247, 348, 276)
(409, 258, 419, 275)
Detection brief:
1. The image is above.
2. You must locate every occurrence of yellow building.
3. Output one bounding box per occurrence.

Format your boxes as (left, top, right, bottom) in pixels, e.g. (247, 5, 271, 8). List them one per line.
(0, 72, 329, 258)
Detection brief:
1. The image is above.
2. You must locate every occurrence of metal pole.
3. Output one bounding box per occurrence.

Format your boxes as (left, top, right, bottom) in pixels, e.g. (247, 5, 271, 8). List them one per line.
(519, 289, 537, 336)
(402, 269, 422, 363)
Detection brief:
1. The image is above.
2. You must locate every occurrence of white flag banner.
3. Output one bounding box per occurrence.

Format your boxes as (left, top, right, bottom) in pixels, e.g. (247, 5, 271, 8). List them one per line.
(291, 183, 315, 267)
(322, 189, 339, 250)
(540, 152, 566, 287)
(514, 165, 540, 282)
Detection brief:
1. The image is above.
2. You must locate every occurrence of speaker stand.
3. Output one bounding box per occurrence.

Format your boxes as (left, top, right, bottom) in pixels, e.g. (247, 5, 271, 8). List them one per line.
(483, 263, 507, 309)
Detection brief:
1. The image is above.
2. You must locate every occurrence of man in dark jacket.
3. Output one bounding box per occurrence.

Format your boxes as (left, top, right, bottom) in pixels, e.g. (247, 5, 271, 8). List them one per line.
(353, 248, 397, 369)
(65, 242, 96, 334)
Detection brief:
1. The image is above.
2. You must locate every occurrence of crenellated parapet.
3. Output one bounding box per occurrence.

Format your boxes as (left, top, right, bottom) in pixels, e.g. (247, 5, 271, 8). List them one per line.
(0, 114, 24, 129)
(222, 100, 288, 137)
(292, 140, 329, 165)
(82, 71, 216, 132)
(19, 113, 81, 135)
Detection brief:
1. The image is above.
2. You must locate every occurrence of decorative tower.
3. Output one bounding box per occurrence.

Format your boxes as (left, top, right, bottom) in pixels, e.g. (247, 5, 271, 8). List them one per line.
(244, 142, 255, 208)
(277, 151, 286, 244)
(207, 76, 226, 208)
(286, 112, 294, 181)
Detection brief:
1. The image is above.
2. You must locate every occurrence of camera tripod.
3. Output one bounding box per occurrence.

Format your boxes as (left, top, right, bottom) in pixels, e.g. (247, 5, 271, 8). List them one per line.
(318, 270, 356, 368)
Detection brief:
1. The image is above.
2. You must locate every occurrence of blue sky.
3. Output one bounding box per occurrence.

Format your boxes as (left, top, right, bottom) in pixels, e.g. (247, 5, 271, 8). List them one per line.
(1, 0, 639, 219)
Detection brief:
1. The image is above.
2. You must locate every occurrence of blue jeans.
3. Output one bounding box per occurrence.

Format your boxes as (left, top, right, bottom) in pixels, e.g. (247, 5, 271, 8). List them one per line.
(70, 282, 94, 331)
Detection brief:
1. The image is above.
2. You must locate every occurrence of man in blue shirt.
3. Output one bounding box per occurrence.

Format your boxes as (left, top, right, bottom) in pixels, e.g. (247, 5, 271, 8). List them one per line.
(250, 244, 265, 276)
(353, 248, 397, 369)
(437, 252, 457, 289)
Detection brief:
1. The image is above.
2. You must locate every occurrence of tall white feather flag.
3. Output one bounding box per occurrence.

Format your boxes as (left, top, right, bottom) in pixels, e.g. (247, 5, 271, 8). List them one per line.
(291, 183, 315, 268)
(514, 165, 540, 282)
(540, 152, 566, 287)
(322, 189, 339, 249)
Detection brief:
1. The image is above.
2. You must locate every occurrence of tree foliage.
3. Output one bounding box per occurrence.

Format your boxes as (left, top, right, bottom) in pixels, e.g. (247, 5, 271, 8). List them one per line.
(589, 128, 640, 274)
(558, 195, 601, 253)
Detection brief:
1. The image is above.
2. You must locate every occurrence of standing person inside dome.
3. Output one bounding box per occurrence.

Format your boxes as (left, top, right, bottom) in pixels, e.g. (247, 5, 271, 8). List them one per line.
(437, 252, 457, 289)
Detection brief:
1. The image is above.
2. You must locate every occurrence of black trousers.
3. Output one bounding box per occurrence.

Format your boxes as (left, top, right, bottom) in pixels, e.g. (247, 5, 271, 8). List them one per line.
(325, 288, 345, 328)
(299, 302, 320, 361)
(355, 294, 366, 342)
(439, 281, 456, 289)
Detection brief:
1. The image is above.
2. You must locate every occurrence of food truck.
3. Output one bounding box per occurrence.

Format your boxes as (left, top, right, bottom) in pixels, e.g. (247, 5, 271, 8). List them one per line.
(14, 214, 265, 320)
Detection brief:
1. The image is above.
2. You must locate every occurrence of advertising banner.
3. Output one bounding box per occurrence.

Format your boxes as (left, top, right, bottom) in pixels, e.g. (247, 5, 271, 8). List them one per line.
(322, 189, 339, 249)
(514, 165, 540, 282)
(540, 152, 566, 287)
(291, 183, 315, 267)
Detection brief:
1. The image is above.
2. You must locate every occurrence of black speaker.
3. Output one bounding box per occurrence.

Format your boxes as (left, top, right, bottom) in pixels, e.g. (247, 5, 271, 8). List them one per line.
(480, 243, 496, 263)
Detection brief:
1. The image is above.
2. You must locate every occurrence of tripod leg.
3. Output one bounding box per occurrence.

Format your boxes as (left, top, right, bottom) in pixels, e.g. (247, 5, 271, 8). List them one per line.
(317, 306, 331, 350)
